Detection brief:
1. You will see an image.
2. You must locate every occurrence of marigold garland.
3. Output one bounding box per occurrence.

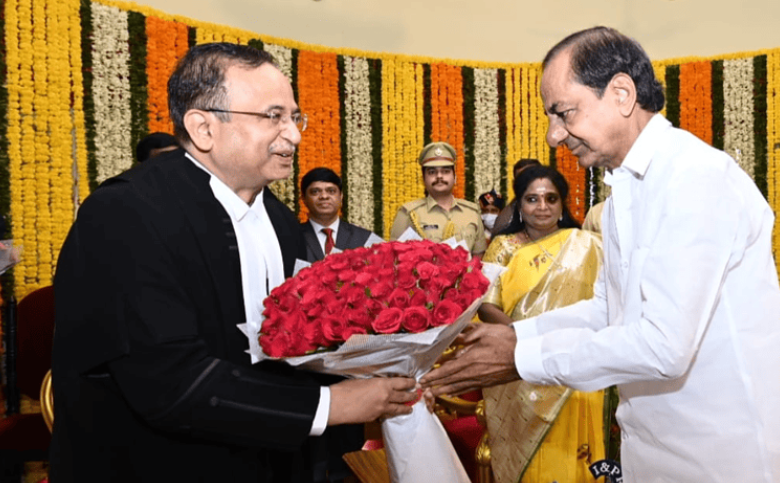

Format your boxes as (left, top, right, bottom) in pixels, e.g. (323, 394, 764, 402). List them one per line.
(3, 0, 780, 302)
(555, 145, 586, 224)
(767, 51, 780, 270)
(296, 50, 342, 220)
(17, 0, 37, 295)
(145, 16, 188, 134)
(430, 63, 465, 198)
(679, 61, 713, 144)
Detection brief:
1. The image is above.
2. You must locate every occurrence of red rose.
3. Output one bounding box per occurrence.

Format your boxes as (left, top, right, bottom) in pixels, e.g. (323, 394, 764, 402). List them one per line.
(322, 315, 347, 343)
(365, 298, 385, 316)
(461, 268, 489, 292)
(320, 269, 338, 286)
(409, 288, 428, 307)
(398, 247, 434, 265)
(337, 269, 358, 283)
(376, 267, 395, 281)
(305, 303, 325, 319)
(402, 306, 431, 333)
(259, 331, 290, 357)
(277, 294, 299, 314)
(454, 289, 483, 311)
(341, 285, 366, 306)
(354, 271, 374, 286)
(388, 288, 411, 309)
(395, 264, 418, 290)
(421, 273, 451, 293)
(345, 308, 372, 330)
(368, 279, 393, 299)
(301, 286, 327, 308)
(415, 261, 439, 281)
(324, 294, 346, 315)
(327, 256, 351, 271)
(342, 324, 368, 340)
(372, 307, 403, 333)
(432, 299, 462, 326)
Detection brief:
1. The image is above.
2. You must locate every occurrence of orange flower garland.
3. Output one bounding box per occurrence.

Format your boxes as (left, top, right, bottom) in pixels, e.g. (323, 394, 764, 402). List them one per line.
(556, 145, 586, 224)
(430, 63, 465, 198)
(679, 61, 713, 145)
(146, 17, 188, 134)
(296, 51, 342, 219)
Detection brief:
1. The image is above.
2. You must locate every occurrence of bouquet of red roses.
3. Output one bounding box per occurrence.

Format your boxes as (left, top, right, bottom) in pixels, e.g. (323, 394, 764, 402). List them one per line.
(241, 237, 502, 483)
(258, 239, 489, 360)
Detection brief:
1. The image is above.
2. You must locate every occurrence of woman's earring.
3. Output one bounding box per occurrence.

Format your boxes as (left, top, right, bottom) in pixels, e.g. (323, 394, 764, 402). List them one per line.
(559, 215, 563, 221)
(518, 213, 523, 223)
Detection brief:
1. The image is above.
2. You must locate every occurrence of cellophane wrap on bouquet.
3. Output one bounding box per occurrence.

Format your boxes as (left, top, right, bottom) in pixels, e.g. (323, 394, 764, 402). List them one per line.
(239, 235, 503, 483)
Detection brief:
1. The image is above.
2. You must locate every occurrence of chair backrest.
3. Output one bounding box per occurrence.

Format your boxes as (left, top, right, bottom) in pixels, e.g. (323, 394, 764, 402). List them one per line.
(15, 285, 55, 399)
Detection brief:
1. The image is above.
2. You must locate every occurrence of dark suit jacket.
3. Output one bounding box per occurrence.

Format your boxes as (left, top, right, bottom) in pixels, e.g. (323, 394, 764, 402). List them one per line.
(301, 219, 377, 262)
(50, 150, 357, 483)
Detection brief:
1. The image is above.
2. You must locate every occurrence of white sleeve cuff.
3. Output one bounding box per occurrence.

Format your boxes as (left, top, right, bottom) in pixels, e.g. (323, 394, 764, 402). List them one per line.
(309, 386, 330, 436)
(513, 331, 549, 384)
(512, 318, 539, 340)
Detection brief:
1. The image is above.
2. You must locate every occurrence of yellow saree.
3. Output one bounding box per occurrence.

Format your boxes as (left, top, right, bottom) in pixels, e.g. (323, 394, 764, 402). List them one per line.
(481, 229, 604, 483)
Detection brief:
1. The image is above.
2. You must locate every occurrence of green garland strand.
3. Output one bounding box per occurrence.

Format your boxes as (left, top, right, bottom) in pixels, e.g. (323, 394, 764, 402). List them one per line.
(187, 26, 196, 48)
(0, 0, 16, 301)
(368, 58, 383, 236)
(496, 69, 507, 197)
(127, 11, 149, 164)
(80, 0, 98, 192)
(711, 60, 725, 151)
(753, 55, 768, 199)
(247, 38, 264, 53)
(461, 66, 475, 201)
(665, 65, 681, 128)
(423, 64, 432, 146)
(0, 0, 10, 235)
(337, 54, 349, 219)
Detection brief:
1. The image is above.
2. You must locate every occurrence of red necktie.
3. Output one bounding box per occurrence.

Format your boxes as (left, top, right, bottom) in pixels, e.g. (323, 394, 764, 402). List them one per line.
(322, 228, 335, 255)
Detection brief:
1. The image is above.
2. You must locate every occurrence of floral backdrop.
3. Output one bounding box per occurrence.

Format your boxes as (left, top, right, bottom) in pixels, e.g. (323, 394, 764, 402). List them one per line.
(0, 0, 779, 306)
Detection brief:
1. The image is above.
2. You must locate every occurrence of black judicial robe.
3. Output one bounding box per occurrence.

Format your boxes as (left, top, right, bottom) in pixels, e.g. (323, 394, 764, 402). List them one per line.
(50, 150, 358, 482)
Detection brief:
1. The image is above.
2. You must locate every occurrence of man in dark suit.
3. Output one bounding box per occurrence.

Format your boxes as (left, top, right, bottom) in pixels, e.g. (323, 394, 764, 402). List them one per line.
(300, 167, 381, 262)
(50, 43, 415, 483)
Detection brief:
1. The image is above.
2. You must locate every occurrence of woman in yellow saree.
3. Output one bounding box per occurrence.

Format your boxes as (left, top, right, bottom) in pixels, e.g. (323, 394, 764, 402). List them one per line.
(478, 165, 604, 483)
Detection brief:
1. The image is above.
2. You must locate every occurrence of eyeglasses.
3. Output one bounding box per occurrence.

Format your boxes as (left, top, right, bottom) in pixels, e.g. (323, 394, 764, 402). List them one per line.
(201, 109, 308, 132)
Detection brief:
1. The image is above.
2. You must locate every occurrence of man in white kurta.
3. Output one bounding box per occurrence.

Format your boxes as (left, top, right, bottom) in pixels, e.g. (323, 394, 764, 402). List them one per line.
(422, 26, 780, 482)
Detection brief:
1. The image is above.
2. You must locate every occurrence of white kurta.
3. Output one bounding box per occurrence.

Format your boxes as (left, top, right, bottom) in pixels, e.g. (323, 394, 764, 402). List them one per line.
(513, 115, 780, 482)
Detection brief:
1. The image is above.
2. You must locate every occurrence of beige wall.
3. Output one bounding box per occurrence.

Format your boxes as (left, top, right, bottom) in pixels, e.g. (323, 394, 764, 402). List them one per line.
(142, 0, 779, 63)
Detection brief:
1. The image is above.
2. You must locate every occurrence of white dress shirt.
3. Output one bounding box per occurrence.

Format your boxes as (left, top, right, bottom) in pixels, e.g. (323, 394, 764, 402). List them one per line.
(512, 115, 780, 482)
(308, 217, 341, 255)
(186, 154, 330, 436)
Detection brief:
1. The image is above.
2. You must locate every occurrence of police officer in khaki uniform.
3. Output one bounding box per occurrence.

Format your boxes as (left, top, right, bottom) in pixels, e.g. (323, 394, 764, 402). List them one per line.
(389, 142, 487, 255)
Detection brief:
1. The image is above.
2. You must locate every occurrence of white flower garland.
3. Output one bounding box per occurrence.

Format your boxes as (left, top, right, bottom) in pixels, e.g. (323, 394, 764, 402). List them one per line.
(473, 68, 501, 198)
(91, 4, 132, 183)
(264, 43, 297, 209)
(343, 56, 375, 229)
(723, 58, 755, 179)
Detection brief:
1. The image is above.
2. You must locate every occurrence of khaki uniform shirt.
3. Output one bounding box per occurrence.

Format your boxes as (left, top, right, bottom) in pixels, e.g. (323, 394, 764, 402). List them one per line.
(390, 196, 487, 254)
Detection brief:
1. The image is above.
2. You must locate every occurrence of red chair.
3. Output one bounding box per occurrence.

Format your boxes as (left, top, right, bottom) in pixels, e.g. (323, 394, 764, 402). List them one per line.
(0, 286, 55, 480)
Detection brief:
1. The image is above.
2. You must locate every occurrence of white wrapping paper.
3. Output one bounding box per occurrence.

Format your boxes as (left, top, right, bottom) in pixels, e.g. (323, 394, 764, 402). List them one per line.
(383, 400, 470, 483)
